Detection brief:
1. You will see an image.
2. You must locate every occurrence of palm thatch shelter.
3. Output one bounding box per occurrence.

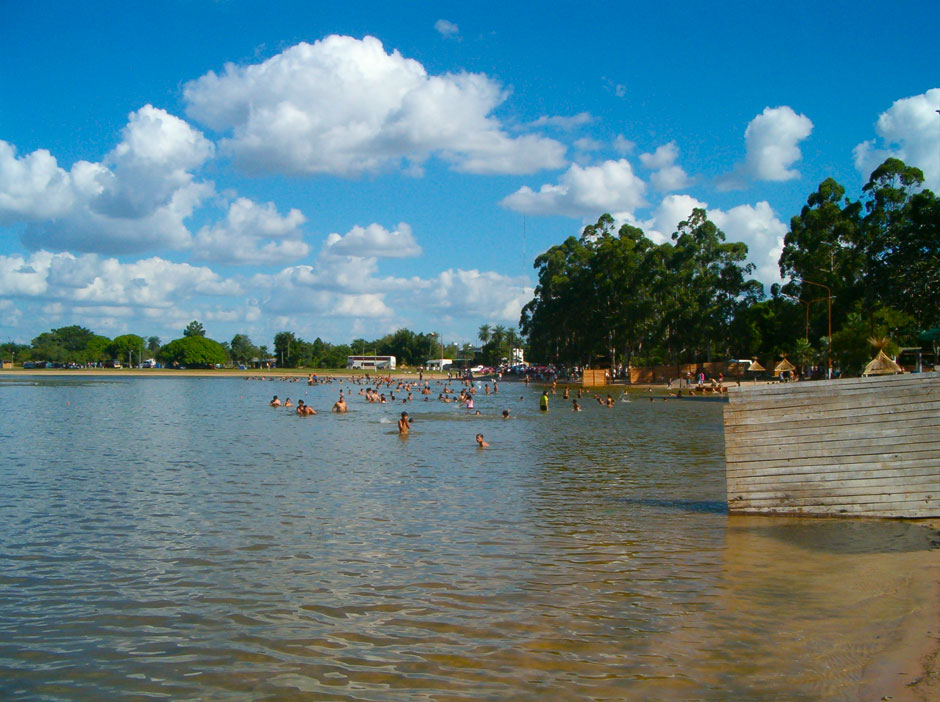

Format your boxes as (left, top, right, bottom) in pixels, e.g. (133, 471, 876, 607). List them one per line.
(746, 360, 765, 372)
(863, 349, 903, 376)
(773, 358, 795, 374)
(862, 337, 902, 376)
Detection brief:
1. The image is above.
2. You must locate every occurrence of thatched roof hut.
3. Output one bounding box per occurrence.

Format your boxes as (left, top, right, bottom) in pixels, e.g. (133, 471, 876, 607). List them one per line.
(747, 360, 766, 372)
(774, 358, 796, 374)
(862, 349, 903, 376)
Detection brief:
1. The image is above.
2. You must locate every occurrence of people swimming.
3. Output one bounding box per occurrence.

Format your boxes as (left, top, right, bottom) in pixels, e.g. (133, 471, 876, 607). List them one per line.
(295, 399, 316, 415)
(502, 409, 510, 419)
(475, 433, 489, 448)
(539, 391, 549, 411)
(398, 411, 411, 435)
(572, 399, 581, 411)
(332, 395, 347, 413)
(270, 395, 281, 407)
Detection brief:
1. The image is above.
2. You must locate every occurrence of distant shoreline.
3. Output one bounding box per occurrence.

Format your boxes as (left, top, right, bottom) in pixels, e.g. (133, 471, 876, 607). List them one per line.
(0, 368, 443, 379)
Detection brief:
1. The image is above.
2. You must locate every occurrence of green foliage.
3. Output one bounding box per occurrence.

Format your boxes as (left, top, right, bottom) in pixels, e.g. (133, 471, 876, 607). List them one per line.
(183, 320, 206, 337)
(522, 211, 762, 367)
(157, 336, 226, 368)
(0, 341, 31, 363)
(107, 334, 144, 363)
(229, 334, 258, 364)
(29, 326, 112, 364)
(780, 158, 937, 354)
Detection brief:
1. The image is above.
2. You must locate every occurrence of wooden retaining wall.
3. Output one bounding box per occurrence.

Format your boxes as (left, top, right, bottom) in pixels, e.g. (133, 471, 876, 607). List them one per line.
(581, 369, 610, 386)
(723, 372, 940, 518)
(628, 361, 751, 384)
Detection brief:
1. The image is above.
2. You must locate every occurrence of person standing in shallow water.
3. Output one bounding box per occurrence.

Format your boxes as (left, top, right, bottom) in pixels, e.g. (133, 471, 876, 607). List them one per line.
(398, 411, 410, 435)
(539, 391, 549, 411)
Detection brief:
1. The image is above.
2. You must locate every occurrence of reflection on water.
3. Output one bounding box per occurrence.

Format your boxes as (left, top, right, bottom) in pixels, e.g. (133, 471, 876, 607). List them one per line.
(0, 377, 936, 700)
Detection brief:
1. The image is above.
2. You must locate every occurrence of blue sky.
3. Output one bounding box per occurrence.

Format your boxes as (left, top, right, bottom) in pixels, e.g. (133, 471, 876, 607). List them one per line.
(1, 1, 938, 348)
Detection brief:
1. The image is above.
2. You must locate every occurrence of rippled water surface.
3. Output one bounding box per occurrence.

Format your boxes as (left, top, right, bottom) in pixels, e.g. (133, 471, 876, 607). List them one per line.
(1, 377, 937, 700)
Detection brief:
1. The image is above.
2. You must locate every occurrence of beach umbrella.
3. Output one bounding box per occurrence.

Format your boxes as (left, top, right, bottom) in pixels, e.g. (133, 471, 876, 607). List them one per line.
(862, 336, 903, 376)
(862, 349, 903, 376)
(746, 360, 765, 382)
(773, 357, 796, 381)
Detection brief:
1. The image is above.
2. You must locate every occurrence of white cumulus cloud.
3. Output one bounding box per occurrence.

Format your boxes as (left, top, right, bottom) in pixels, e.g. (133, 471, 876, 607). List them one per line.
(423, 269, 533, 321)
(193, 197, 310, 265)
(183, 35, 565, 176)
(0, 251, 239, 307)
(1, 105, 215, 255)
(639, 142, 691, 192)
(853, 88, 940, 190)
(719, 106, 813, 189)
(501, 158, 647, 217)
(324, 222, 422, 259)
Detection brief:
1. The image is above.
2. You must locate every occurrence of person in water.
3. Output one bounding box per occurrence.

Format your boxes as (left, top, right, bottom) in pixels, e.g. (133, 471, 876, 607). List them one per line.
(270, 395, 281, 407)
(539, 391, 549, 411)
(398, 411, 411, 435)
(296, 399, 316, 415)
(475, 433, 489, 447)
(502, 409, 510, 419)
(572, 399, 581, 411)
(284, 397, 293, 408)
(332, 395, 347, 413)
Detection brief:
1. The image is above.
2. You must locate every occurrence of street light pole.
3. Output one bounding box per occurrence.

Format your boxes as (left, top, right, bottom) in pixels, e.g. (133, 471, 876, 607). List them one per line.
(802, 279, 832, 378)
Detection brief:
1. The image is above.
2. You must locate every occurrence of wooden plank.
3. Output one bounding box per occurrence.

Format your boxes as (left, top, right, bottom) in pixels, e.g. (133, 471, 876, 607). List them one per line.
(726, 441, 940, 465)
(728, 492, 936, 508)
(727, 480, 938, 501)
(726, 448, 940, 472)
(729, 503, 939, 518)
(727, 471, 939, 489)
(724, 419, 939, 447)
(723, 411, 939, 437)
(725, 389, 940, 416)
(726, 429, 939, 450)
(726, 458, 939, 480)
(728, 382, 940, 409)
(727, 372, 940, 400)
(723, 399, 940, 427)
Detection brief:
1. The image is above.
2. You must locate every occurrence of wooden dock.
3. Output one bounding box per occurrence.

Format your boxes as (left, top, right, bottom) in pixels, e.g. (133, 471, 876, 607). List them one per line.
(723, 372, 940, 518)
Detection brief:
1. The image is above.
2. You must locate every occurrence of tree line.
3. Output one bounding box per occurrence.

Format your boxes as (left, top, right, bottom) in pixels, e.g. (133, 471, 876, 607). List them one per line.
(521, 158, 939, 375)
(1, 321, 514, 370)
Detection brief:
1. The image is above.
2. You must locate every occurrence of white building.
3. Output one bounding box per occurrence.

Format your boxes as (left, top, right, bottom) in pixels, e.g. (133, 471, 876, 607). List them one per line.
(425, 358, 453, 371)
(346, 355, 396, 370)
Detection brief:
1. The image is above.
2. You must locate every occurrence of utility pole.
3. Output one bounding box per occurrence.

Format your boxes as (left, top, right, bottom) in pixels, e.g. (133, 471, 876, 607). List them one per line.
(802, 279, 833, 378)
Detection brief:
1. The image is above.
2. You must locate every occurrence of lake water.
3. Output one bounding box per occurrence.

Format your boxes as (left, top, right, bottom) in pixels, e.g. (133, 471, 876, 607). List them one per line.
(1, 376, 937, 700)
